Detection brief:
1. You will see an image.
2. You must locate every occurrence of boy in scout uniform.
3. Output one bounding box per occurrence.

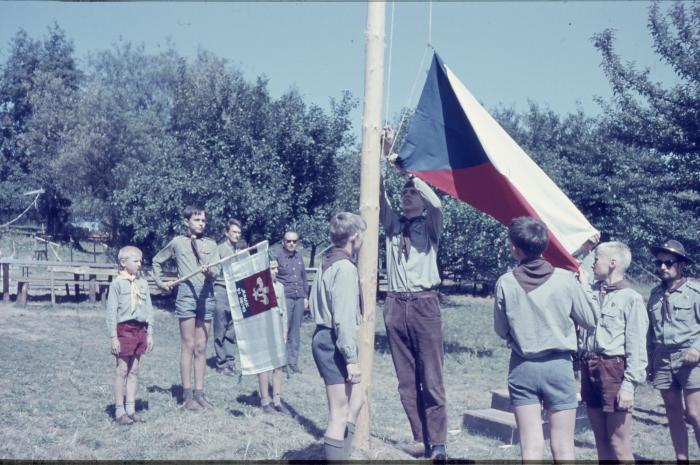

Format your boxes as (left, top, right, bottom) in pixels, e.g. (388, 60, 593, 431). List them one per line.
(580, 241, 648, 461)
(647, 240, 700, 461)
(153, 205, 221, 411)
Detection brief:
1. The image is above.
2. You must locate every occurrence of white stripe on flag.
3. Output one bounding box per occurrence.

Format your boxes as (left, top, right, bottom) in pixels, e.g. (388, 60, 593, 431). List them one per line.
(443, 64, 598, 253)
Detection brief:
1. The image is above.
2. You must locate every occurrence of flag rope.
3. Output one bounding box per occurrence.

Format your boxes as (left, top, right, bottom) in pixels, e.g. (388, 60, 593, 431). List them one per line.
(383, 0, 396, 126)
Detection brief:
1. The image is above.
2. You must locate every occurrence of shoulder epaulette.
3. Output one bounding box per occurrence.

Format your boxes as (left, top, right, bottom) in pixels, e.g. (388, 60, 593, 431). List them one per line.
(685, 279, 700, 294)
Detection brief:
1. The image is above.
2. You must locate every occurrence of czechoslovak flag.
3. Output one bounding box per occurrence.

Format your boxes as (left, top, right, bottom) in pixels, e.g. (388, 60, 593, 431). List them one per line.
(397, 52, 598, 270)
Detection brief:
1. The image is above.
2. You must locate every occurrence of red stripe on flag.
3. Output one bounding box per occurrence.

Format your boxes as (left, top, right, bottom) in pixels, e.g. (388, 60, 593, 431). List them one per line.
(411, 164, 579, 271)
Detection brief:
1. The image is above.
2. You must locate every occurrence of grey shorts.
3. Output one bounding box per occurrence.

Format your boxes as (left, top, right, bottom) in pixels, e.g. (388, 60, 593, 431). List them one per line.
(312, 326, 349, 386)
(508, 351, 578, 411)
(175, 281, 216, 321)
(653, 348, 700, 390)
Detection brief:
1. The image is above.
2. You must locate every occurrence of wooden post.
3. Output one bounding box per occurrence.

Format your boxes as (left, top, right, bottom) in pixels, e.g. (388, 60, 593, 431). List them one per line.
(355, 0, 386, 453)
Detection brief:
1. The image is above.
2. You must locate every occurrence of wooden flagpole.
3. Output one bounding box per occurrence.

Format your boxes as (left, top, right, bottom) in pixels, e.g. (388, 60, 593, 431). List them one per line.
(355, 0, 386, 453)
(167, 240, 267, 287)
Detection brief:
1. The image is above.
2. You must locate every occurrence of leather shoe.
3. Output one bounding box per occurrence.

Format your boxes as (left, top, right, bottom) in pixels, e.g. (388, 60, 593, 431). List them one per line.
(261, 403, 276, 414)
(216, 365, 238, 377)
(115, 414, 134, 426)
(195, 396, 213, 409)
(430, 444, 447, 462)
(288, 365, 302, 374)
(400, 442, 426, 458)
(128, 412, 146, 423)
(183, 398, 202, 411)
(274, 402, 291, 415)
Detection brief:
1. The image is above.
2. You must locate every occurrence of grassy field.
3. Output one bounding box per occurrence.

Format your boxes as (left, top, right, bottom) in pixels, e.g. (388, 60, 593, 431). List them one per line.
(0, 292, 694, 461)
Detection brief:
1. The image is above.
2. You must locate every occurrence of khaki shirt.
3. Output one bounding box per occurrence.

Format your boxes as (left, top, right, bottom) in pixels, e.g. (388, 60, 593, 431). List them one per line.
(380, 177, 442, 292)
(648, 280, 700, 352)
(152, 235, 221, 287)
(309, 259, 361, 364)
(494, 268, 598, 359)
(105, 276, 153, 337)
(582, 285, 649, 392)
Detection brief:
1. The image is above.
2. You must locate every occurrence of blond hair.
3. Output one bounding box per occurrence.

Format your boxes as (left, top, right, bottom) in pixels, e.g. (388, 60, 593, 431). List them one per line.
(596, 241, 632, 272)
(118, 245, 143, 263)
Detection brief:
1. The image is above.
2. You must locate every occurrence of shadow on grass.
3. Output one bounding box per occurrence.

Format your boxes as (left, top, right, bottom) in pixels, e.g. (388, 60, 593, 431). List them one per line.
(206, 356, 218, 369)
(281, 441, 324, 460)
(576, 437, 651, 462)
(236, 390, 324, 438)
(104, 399, 150, 419)
(373, 333, 493, 357)
(147, 384, 183, 403)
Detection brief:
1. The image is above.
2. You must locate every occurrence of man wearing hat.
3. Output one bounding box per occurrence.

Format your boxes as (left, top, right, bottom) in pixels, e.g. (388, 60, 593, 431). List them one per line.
(647, 239, 700, 461)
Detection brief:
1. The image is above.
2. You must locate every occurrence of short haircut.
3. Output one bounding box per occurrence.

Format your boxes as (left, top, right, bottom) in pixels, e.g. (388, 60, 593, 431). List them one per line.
(330, 212, 367, 247)
(508, 216, 549, 259)
(226, 218, 242, 231)
(183, 205, 205, 220)
(118, 245, 142, 262)
(596, 241, 632, 272)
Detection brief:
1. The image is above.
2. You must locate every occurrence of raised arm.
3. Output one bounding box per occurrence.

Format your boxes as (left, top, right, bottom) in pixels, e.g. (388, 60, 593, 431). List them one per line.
(570, 276, 599, 332)
(413, 176, 443, 243)
(379, 177, 401, 236)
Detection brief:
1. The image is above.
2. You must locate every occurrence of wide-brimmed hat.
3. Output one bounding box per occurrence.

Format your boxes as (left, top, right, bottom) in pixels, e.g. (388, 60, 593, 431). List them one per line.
(651, 239, 694, 264)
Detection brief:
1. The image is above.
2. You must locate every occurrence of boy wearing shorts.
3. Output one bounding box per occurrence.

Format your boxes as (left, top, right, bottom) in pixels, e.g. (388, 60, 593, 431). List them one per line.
(106, 246, 154, 425)
(580, 241, 648, 461)
(153, 205, 220, 411)
(494, 216, 598, 461)
(310, 212, 366, 460)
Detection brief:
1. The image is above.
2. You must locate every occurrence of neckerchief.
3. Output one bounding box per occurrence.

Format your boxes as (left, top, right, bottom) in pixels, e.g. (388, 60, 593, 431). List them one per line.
(190, 234, 203, 265)
(512, 257, 554, 293)
(321, 247, 363, 316)
(662, 278, 687, 322)
(118, 270, 144, 315)
(598, 279, 633, 305)
(399, 216, 422, 260)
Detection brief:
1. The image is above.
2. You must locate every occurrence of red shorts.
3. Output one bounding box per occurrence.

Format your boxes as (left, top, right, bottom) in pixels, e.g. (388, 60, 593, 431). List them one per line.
(581, 353, 628, 413)
(117, 320, 148, 357)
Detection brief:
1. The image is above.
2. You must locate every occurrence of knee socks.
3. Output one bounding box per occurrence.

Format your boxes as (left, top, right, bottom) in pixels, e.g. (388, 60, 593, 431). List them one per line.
(125, 401, 135, 416)
(323, 436, 345, 461)
(344, 422, 356, 458)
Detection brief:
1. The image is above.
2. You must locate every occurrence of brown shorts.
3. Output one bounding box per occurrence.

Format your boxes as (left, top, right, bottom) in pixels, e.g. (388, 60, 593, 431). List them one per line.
(580, 353, 628, 413)
(117, 320, 148, 357)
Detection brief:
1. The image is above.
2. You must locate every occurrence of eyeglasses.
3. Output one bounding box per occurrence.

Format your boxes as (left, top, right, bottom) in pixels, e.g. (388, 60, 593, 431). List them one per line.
(654, 259, 678, 268)
(285, 239, 298, 244)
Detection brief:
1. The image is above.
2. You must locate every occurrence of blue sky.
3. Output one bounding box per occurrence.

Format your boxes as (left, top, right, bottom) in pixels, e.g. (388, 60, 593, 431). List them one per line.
(0, 1, 677, 129)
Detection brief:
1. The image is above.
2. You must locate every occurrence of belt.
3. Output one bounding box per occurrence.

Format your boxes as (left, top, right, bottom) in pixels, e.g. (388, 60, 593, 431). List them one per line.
(387, 289, 437, 300)
(582, 352, 624, 361)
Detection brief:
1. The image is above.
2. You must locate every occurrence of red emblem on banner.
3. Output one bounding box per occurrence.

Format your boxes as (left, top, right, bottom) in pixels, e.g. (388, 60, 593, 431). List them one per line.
(234, 269, 277, 318)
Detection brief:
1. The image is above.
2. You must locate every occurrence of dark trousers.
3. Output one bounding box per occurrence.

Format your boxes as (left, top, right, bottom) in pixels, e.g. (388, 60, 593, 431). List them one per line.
(214, 286, 237, 368)
(384, 290, 447, 446)
(286, 297, 305, 366)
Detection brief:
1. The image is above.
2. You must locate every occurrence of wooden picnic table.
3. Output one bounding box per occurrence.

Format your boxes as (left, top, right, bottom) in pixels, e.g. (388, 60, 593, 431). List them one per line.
(0, 258, 115, 303)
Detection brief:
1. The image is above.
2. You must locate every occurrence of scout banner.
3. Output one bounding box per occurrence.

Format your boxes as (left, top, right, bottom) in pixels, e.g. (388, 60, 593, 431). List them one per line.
(222, 241, 286, 375)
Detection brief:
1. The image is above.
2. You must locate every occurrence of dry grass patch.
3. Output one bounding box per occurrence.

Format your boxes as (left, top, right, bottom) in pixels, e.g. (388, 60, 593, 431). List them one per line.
(0, 294, 694, 460)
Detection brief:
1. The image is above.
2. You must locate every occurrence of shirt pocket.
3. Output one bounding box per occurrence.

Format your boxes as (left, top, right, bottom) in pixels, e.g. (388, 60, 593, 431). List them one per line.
(600, 306, 624, 334)
(673, 303, 696, 324)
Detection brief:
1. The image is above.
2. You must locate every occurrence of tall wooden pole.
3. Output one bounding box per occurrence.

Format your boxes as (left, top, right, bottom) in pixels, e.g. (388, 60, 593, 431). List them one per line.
(355, 0, 385, 454)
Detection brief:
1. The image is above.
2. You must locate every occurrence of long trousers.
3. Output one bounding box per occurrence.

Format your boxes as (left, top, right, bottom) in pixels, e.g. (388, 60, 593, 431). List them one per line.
(286, 297, 306, 366)
(384, 290, 447, 446)
(213, 286, 237, 369)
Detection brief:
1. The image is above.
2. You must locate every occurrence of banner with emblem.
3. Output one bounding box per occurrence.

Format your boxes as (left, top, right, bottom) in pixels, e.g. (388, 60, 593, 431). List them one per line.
(222, 241, 287, 375)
